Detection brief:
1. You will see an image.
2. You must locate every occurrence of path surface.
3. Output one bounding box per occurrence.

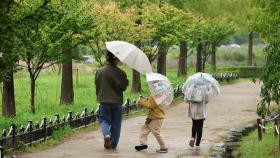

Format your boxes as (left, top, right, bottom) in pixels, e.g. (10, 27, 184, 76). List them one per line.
(20, 81, 261, 158)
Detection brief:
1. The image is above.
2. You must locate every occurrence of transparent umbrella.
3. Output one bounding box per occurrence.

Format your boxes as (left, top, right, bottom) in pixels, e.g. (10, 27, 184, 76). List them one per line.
(146, 73, 174, 108)
(182, 72, 220, 102)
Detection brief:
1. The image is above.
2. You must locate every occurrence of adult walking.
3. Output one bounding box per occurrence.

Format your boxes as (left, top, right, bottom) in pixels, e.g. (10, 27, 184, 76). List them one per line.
(95, 51, 129, 149)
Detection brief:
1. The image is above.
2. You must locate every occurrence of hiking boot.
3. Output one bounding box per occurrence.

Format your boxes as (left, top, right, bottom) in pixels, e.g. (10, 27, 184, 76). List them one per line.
(156, 148, 168, 153)
(189, 138, 195, 147)
(104, 136, 111, 149)
(135, 144, 148, 151)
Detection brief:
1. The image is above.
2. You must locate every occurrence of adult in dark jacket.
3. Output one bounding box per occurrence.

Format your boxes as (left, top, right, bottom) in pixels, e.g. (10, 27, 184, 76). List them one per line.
(95, 51, 129, 149)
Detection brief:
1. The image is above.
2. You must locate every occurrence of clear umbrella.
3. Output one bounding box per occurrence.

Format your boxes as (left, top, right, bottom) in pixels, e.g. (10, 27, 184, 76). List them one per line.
(105, 41, 152, 74)
(146, 73, 174, 108)
(182, 72, 220, 102)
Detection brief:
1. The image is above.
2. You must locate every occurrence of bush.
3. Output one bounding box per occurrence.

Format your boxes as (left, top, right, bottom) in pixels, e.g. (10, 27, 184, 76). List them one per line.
(217, 66, 262, 78)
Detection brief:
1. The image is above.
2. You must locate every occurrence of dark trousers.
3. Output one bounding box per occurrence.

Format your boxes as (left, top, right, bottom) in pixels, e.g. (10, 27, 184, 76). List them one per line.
(99, 103, 122, 148)
(191, 119, 204, 146)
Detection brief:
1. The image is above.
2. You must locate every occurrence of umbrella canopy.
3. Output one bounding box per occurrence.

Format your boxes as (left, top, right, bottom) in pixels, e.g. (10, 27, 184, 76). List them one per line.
(182, 72, 220, 102)
(146, 73, 174, 108)
(105, 41, 152, 74)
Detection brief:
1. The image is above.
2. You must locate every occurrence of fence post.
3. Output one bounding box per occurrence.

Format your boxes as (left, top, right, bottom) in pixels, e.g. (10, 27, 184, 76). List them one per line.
(49, 119, 53, 136)
(257, 118, 262, 141)
(0, 146, 3, 158)
(124, 99, 130, 116)
(41, 117, 47, 140)
(274, 116, 279, 137)
(67, 111, 73, 127)
(137, 96, 142, 110)
(262, 115, 266, 134)
(27, 120, 33, 145)
(55, 113, 60, 129)
(1, 129, 7, 146)
(132, 99, 137, 111)
(83, 108, 87, 127)
(11, 124, 16, 148)
(92, 108, 98, 123)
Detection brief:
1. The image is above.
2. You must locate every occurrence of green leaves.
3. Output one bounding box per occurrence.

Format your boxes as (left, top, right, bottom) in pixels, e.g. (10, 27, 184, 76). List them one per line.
(253, 0, 280, 115)
(143, 3, 194, 48)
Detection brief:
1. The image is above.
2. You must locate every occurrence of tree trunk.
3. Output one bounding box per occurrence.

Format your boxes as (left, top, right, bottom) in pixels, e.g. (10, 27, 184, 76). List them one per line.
(131, 69, 141, 93)
(178, 41, 188, 77)
(248, 31, 253, 66)
(30, 76, 35, 114)
(60, 60, 74, 105)
(202, 58, 206, 71)
(131, 39, 142, 93)
(196, 43, 203, 72)
(2, 72, 16, 117)
(157, 47, 167, 75)
(211, 45, 217, 71)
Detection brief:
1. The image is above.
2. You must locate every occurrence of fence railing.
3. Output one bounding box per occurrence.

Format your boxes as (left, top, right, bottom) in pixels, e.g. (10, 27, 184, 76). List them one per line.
(256, 114, 280, 151)
(0, 85, 183, 158)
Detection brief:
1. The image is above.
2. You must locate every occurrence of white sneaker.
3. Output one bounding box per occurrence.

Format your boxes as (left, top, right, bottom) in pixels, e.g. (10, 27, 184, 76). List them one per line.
(194, 145, 202, 150)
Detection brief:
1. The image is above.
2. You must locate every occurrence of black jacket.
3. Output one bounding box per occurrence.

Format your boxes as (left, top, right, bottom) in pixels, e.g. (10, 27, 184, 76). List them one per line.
(95, 64, 128, 104)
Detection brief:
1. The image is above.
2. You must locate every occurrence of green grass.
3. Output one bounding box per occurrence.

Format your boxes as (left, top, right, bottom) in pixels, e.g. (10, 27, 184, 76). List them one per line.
(239, 122, 280, 158)
(0, 67, 187, 131)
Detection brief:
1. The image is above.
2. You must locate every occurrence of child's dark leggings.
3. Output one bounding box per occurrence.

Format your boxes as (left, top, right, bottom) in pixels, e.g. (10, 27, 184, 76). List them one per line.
(191, 119, 205, 146)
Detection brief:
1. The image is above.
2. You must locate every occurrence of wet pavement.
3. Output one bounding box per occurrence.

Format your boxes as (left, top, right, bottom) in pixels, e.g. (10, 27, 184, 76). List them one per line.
(20, 81, 261, 158)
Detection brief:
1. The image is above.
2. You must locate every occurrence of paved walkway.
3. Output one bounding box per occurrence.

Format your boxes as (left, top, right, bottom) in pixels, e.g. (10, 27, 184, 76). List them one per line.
(20, 81, 261, 158)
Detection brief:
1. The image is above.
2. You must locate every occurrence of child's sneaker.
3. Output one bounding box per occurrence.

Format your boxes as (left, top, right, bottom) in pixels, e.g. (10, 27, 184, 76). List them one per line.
(156, 148, 168, 153)
(189, 138, 195, 147)
(135, 144, 148, 151)
(194, 145, 201, 149)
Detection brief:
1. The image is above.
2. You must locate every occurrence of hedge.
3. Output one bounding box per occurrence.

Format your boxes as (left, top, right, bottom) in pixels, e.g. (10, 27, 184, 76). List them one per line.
(217, 66, 262, 78)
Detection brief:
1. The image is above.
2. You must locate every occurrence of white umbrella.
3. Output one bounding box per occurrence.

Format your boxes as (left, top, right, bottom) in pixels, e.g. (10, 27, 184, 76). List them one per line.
(182, 72, 220, 102)
(105, 41, 152, 74)
(146, 73, 174, 108)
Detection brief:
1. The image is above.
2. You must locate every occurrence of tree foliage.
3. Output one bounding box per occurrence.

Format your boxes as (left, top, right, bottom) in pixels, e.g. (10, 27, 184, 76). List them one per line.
(0, 0, 242, 114)
(87, 2, 154, 66)
(8, 0, 98, 113)
(252, 0, 280, 115)
(0, 0, 17, 82)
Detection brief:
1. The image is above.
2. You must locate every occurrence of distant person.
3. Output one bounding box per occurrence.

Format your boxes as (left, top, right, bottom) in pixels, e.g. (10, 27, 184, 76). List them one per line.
(95, 51, 129, 149)
(185, 89, 209, 149)
(134, 96, 168, 153)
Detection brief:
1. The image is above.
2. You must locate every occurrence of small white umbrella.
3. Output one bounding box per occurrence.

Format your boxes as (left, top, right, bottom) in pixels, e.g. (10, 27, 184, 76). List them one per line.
(146, 73, 174, 108)
(105, 41, 152, 74)
(182, 72, 220, 102)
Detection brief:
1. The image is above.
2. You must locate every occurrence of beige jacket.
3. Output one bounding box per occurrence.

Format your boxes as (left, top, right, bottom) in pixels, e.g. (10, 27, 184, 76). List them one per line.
(187, 95, 209, 120)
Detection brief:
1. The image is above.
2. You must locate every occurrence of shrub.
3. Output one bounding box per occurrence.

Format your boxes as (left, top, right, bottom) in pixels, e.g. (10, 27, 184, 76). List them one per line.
(217, 66, 262, 78)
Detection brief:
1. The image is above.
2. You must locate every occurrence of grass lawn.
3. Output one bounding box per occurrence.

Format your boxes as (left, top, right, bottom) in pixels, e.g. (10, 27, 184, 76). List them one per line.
(239, 122, 280, 158)
(0, 66, 187, 131)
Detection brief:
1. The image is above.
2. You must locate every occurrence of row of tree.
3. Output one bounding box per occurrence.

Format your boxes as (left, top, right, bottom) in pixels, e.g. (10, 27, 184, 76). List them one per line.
(0, 0, 253, 117)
